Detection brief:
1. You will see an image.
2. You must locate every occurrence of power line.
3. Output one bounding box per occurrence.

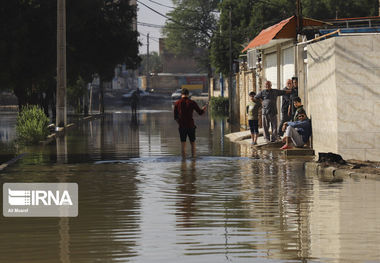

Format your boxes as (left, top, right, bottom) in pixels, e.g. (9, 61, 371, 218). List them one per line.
(139, 32, 160, 42)
(137, 0, 172, 21)
(137, 0, 212, 36)
(137, 21, 200, 31)
(146, 0, 220, 14)
(147, 0, 173, 9)
(138, 21, 164, 29)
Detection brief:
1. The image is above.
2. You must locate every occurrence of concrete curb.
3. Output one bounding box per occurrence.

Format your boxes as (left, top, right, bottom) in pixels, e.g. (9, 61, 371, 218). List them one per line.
(225, 131, 251, 142)
(305, 162, 379, 180)
(40, 114, 102, 145)
(1, 114, 102, 171)
(225, 128, 264, 143)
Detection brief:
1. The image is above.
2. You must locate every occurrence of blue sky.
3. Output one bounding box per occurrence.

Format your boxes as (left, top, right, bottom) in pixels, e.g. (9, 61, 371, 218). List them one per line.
(137, 0, 172, 54)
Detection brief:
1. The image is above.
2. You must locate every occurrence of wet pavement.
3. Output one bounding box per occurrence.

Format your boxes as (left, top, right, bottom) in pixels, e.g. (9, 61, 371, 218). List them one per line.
(0, 103, 380, 262)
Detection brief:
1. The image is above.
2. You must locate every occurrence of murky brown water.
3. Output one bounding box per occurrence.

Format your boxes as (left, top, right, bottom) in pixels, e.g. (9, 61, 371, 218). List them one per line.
(1, 105, 380, 262)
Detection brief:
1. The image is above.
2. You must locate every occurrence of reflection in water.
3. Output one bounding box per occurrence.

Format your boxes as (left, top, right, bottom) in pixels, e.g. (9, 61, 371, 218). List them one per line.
(0, 113, 17, 143)
(56, 134, 68, 164)
(0, 107, 379, 262)
(177, 160, 197, 228)
(59, 217, 70, 263)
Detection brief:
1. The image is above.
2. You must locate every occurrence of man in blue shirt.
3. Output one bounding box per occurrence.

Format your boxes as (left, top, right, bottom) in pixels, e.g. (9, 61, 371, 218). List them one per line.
(280, 109, 311, 150)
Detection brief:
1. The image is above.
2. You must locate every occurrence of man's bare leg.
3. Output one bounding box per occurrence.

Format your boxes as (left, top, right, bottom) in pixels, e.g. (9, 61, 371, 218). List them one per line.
(283, 136, 290, 146)
(254, 133, 258, 144)
(181, 142, 187, 158)
(190, 142, 196, 158)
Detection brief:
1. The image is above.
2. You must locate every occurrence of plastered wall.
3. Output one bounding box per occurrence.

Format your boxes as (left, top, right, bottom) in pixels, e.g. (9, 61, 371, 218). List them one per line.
(307, 35, 380, 161)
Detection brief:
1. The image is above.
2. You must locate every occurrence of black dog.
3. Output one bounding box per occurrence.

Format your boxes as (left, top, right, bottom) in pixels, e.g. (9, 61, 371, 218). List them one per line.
(317, 152, 346, 165)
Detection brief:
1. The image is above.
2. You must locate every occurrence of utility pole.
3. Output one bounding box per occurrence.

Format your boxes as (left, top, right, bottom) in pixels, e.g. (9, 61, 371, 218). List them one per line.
(296, 0, 303, 34)
(228, 7, 233, 120)
(146, 33, 150, 91)
(219, 0, 224, 97)
(56, 0, 67, 128)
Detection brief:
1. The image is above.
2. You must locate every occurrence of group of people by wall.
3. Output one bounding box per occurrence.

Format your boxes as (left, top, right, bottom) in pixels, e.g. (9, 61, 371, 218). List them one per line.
(172, 77, 312, 158)
(246, 77, 312, 149)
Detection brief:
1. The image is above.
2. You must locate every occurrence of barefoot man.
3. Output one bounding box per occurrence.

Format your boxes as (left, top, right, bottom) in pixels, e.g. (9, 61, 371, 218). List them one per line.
(174, 88, 207, 158)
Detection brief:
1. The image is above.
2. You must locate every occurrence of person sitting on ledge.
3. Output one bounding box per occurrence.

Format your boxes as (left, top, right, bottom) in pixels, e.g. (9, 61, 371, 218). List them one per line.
(292, 96, 305, 121)
(280, 109, 311, 150)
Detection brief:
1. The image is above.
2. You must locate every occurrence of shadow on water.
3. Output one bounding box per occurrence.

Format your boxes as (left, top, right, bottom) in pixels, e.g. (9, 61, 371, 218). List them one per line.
(1, 104, 380, 262)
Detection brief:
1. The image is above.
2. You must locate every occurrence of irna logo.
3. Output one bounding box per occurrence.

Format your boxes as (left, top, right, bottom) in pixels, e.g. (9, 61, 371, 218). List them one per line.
(3, 183, 78, 217)
(8, 189, 73, 206)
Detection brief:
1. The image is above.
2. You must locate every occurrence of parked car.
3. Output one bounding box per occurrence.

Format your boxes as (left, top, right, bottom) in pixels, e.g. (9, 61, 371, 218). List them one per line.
(122, 89, 150, 100)
(171, 89, 192, 101)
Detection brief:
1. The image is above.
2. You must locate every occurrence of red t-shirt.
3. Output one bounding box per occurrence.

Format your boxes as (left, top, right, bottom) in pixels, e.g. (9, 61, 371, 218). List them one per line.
(174, 97, 204, 128)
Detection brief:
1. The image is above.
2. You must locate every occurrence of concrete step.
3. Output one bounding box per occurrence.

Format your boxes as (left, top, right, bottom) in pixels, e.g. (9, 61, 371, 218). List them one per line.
(285, 148, 315, 156)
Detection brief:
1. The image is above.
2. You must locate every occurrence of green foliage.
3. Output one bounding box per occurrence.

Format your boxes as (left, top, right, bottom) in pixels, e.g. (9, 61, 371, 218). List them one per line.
(140, 52, 163, 74)
(210, 96, 229, 115)
(67, 0, 141, 81)
(212, 0, 378, 75)
(16, 105, 50, 144)
(67, 76, 87, 113)
(162, 0, 219, 71)
(303, 0, 379, 19)
(212, 0, 294, 75)
(0, 0, 140, 107)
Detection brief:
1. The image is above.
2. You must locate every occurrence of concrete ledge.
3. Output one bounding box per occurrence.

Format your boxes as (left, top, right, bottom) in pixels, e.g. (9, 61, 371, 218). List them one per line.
(305, 162, 380, 180)
(256, 141, 283, 148)
(225, 131, 251, 142)
(286, 148, 315, 156)
(40, 114, 102, 145)
(225, 128, 264, 143)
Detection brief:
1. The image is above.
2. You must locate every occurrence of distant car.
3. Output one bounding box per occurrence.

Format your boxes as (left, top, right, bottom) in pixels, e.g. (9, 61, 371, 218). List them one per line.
(171, 89, 192, 101)
(122, 89, 150, 100)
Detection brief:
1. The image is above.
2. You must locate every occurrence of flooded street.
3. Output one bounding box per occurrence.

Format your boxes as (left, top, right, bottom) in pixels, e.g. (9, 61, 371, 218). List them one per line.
(1, 103, 380, 262)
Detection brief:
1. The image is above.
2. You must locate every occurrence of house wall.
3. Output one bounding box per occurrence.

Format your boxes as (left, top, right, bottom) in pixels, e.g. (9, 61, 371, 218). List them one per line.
(307, 38, 338, 154)
(307, 35, 380, 161)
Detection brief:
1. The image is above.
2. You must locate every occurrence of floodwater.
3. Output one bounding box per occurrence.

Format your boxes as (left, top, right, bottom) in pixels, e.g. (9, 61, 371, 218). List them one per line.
(0, 103, 380, 263)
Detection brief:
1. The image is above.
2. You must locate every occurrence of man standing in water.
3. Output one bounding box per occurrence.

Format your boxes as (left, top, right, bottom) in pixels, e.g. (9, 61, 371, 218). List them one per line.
(174, 88, 207, 158)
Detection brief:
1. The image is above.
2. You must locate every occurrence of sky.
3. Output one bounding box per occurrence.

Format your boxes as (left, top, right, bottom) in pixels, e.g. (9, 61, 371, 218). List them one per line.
(137, 0, 173, 54)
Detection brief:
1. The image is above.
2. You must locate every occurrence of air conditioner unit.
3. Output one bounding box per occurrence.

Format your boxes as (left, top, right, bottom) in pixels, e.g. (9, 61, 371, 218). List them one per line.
(247, 49, 257, 69)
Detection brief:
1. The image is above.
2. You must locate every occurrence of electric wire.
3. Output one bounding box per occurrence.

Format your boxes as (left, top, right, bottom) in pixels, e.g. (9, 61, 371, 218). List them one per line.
(136, 0, 212, 36)
(146, 0, 220, 13)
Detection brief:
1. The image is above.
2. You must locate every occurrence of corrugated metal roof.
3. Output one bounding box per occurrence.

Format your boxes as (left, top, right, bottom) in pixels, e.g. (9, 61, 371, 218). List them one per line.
(242, 16, 295, 53)
(242, 16, 327, 52)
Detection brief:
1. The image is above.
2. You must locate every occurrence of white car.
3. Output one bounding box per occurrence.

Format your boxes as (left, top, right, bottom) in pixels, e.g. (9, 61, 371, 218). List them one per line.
(171, 89, 192, 101)
(122, 89, 150, 100)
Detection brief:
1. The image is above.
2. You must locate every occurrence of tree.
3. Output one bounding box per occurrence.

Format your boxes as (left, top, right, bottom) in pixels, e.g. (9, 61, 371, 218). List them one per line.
(0, 0, 140, 111)
(162, 0, 219, 73)
(67, 0, 140, 83)
(211, 0, 378, 75)
(302, 0, 378, 19)
(139, 52, 163, 74)
(211, 0, 295, 75)
(0, 0, 56, 108)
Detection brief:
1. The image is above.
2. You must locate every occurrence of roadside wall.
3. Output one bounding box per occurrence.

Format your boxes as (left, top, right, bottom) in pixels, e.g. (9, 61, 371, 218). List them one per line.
(209, 78, 229, 98)
(148, 74, 208, 94)
(307, 35, 380, 161)
(238, 69, 255, 128)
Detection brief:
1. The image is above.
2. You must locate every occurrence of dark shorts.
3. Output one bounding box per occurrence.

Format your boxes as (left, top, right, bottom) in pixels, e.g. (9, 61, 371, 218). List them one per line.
(248, 120, 259, 134)
(179, 127, 196, 142)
